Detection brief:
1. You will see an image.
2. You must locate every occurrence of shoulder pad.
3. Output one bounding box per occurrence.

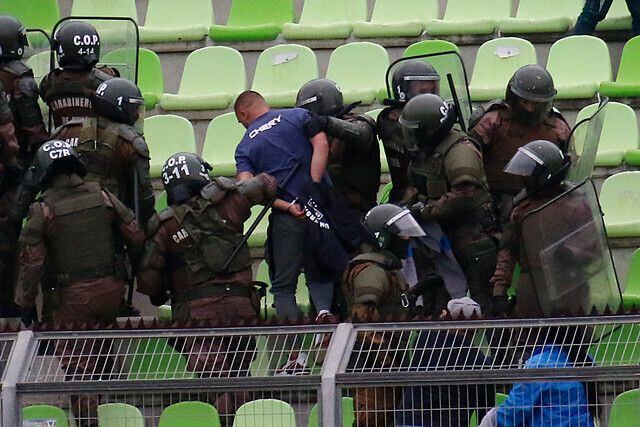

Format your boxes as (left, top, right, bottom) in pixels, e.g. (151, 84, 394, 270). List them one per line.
(351, 113, 376, 128)
(86, 68, 113, 90)
(200, 178, 235, 204)
(469, 100, 508, 129)
(549, 109, 570, 127)
(51, 118, 85, 137)
(1, 59, 30, 77)
(351, 251, 399, 269)
(132, 135, 150, 158)
(114, 122, 141, 141)
(146, 208, 174, 236)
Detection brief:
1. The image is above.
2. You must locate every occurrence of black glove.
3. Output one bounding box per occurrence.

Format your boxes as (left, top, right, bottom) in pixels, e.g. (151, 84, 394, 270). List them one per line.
(492, 295, 510, 317)
(20, 306, 38, 328)
(410, 202, 425, 221)
(150, 292, 169, 307)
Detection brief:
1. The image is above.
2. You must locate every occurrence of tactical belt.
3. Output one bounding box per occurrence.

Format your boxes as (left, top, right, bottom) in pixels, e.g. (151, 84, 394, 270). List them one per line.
(52, 263, 127, 287)
(173, 283, 253, 303)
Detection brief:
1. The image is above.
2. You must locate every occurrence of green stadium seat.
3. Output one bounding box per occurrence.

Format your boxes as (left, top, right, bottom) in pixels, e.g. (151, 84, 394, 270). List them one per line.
(469, 37, 537, 101)
(599, 172, 640, 238)
(159, 401, 220, 427)
(623, 249, 640, 310)
(589, 323, 640, 365)
(497, 0, 583, 34)
(251, 44, 318, 108)
(365, 108, 389, 173)
(609, 389, 640, 426)
(233, 399, 296, 426)
(573, 102, 638, 167)
(307, 397, 355, 426)
(246, 205, 269, 248)
(325, 42, 389, 105)
(403, 39, 460, 57)
(0, 0, 60, 32)
(144, 115, 197, 177)
(22, 405, 70, 427)
(282, 0, 366, 40)
(202, 112, 245, 177)
(424, 0, 510, 36)
(70, 0, 138, 21)
(596, 0, 633, 31)
(546, 35, 612, 99)
(128, 338, 195, 380)
(138, 48, 164, 110)
(159, 47, 245, 111)
(98, 403, 144, 427)
(353, 0, 437, 38)
(155, 190, 168, 212)
(210, 0, 294, 42)
(139, 0, 213, 43)
(600, 36, 640, 98)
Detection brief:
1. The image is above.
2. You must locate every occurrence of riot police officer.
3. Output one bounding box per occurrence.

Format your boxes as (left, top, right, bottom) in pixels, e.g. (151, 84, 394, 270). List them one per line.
(378, 61, 440, 202)
(40, 21, 117, 128)
(14, 140, 145, 425)
(296, 78, 380, 216)
(137, 153, 276, 420)
(469, 65, 572, 225)
(344, 203, 425, 426)
(490, 140, 574, 318)
(401, 94, 499, 314)
(0, 16, 48, 164)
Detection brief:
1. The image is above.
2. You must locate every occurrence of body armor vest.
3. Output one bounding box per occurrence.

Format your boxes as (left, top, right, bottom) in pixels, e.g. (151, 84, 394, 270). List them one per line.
(482, 107, 569, 195)
(328, 115, 380, 212)
(344, 251, 406, 318)
(164, 196, 252, 288)
(42, 68, 111, 127)
(408, 128, 469, 201)
(77, 117, 133, 195)
(42, 181, 118, 282)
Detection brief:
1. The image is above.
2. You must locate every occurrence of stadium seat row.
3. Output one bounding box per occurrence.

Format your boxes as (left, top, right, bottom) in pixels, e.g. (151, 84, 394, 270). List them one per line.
(1, 0, 634, 42)
(22, 399, 308, 426)
(144, 35, 640, 111)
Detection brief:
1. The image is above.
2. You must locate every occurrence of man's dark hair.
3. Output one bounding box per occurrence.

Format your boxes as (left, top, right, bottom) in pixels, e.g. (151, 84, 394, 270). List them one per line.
(234, 90, 265, 111)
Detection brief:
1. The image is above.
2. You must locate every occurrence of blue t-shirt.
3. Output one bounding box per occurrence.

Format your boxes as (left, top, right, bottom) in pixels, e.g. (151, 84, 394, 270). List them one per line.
(235, 108, 320, 203)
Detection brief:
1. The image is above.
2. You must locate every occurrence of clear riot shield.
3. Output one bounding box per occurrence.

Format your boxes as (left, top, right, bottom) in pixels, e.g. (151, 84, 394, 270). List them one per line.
(51, 17, 139, 83)
(520, 180, 621, 316)
(567, 96, 609, 183)
(385, 52, 473, 129)
(24, 30, 52, 129)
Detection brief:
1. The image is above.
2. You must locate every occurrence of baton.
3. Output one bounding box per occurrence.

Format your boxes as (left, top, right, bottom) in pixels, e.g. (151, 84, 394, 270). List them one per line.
(221, 163, 300, 272)
(126, 167, 141, 306)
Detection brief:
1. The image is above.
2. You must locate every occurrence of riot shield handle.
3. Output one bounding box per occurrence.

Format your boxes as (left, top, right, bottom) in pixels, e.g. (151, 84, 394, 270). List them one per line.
(446, 73, 466, 132)
(221, 163, 300, 272)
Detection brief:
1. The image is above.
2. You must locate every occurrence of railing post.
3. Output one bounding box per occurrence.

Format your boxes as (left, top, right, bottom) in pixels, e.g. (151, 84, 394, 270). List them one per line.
(321, 323, 353, 427)
(1, 330, 33, 427)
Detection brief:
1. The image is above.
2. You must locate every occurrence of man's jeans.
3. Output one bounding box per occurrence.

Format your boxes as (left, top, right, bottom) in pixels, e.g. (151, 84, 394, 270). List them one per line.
(574, 0, 640, 36)
(266, 212, 333, 320)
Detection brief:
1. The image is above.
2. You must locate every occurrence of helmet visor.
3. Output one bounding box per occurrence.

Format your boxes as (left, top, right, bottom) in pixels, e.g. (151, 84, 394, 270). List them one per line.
(504, 147, 544, 177)
(124, 98, 145, 133)
(386, 210, 425, 237)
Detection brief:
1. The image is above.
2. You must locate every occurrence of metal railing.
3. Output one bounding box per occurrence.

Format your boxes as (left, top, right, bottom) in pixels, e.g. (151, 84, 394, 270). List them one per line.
(1, 316, 639, 426)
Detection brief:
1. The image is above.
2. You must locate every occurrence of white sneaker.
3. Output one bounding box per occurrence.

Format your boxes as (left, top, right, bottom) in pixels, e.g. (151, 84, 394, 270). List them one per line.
(275, 351, 309, 376)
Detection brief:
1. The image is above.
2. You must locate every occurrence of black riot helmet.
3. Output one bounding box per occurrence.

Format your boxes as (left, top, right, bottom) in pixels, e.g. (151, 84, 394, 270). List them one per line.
(399, 93, 456, 151)
(364, 204, 425, 258)
(506, 65, 556, 126)
(92, 78, 145, 126)
(504, 139, 570, 195)
(162, 152, 213, 205)
(33, 140, 87, 187)
(295, 79, 344, 116)
(392, 60, 440, 103)
(53, 21, 101, 70)
(0, 16, 28, 60)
